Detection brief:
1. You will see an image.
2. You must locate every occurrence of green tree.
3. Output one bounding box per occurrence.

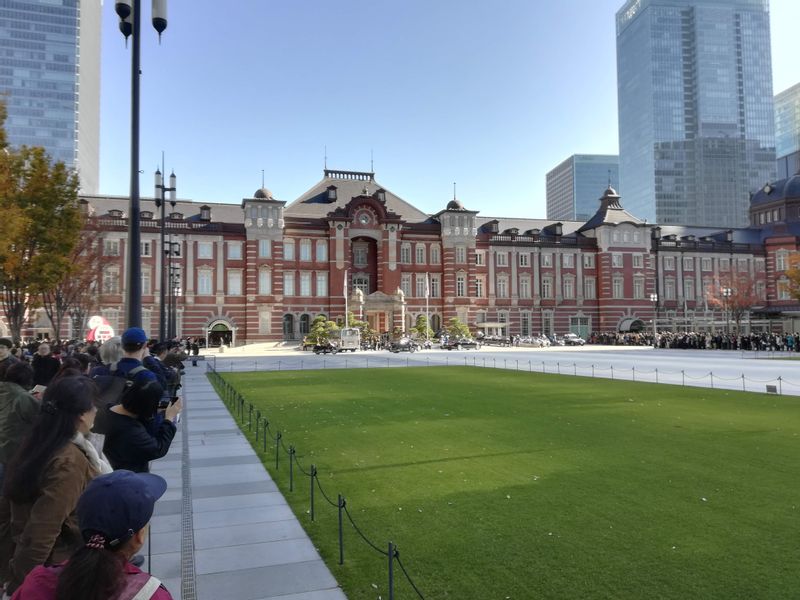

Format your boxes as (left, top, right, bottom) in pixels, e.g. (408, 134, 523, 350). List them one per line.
(411, 314, 433, 339)
(307, 314, 339, 344)
(0, 121, 81, 341)
(446, 317, 471, 339)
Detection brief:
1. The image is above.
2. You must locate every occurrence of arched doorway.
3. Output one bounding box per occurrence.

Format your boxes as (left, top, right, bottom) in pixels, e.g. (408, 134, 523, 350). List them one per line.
(300, 314, 311, 336)
(283, 314, 295, 340)
(208, 322, 232, 347)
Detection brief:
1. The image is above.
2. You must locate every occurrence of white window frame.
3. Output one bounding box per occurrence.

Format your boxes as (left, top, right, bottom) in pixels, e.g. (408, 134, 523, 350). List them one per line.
(228, 242, 243, 260)
(612, 253, 623, 268)
(431, 245, 441, 265)
(316, 240, 327, 263)
(104, 240, 120, 257)
(562, 253, 574, 268)
(455, 246, 467, 264)
(541, 253, 552, 268)
(140, 241, 152, 257)
(299, 272, 312, 296)
(496, 252, 508, 267)
(519, 253, 529, 267)
(198, 241, 213, 259)
(284, 240, 295, 261)
(415, 244, 426, 265)
(197, 269, 213, 295)
(258, 269, 271, 295)
(612, 277, 623, 299)
(227, 271, 243, 296)
(299, 239, 312, 262)
(316, 272, 328, 296)
(583, 254, 595, 268)
(283, 272, 295, 296)
(400, 244, 412, 264)
(456, 273, 467, 297)
(584, 277, 596, 299)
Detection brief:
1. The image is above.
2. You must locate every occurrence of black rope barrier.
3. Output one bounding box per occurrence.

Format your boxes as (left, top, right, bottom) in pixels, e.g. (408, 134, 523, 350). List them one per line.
(343, 504, 390, 556)
(395, 551, 426, 599)
(314, 474, 340, 508)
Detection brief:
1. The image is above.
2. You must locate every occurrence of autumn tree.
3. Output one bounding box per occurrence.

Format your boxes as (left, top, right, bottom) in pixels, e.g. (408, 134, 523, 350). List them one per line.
(706, 272, 761, 334)
(0, 105, 82, 341)
(786, 253, 800, 301)
(40, 218, 104, 341)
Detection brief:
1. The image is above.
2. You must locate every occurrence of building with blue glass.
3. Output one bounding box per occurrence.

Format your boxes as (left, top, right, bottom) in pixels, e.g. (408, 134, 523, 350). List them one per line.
(546, 154, 620, 222)
(0, 0, 101, 193)
(775, 82, 800, 179)
(616, 0, 776, 228)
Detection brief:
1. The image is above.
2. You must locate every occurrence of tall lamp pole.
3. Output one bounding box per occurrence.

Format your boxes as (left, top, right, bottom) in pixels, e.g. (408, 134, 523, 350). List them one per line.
(650, 293, 659, 347)
(116, 0, 168, 329)
(154, 161, 176, 341)
(722, 287, 732, 335)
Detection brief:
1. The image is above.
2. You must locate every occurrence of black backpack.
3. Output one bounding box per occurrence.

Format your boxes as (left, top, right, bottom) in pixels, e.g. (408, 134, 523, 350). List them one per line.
(91, 365, 147, 435)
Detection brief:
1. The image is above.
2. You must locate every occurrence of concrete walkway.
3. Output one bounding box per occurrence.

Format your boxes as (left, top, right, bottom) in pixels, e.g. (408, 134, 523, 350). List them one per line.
(144, 365, 347, 600)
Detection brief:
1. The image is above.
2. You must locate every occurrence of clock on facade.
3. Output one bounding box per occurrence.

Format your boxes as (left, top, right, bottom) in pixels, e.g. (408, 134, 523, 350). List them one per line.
(359, 213, 371, 225)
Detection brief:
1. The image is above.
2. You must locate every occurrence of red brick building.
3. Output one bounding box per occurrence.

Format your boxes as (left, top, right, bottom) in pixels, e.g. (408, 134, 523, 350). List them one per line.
(5, 169, 800, 343)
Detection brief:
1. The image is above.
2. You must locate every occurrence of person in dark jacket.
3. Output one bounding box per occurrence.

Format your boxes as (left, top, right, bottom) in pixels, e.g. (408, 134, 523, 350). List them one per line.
(0, 362, 39, 488)
(102, 374, 180, 474)
(31, 344, 60, 387)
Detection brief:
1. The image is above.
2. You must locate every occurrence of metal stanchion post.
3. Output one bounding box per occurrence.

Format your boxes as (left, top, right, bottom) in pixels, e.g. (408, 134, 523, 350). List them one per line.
(338, 494, 344, 565)
(388, 541, 395, 600)
(310, 465, 316, 521)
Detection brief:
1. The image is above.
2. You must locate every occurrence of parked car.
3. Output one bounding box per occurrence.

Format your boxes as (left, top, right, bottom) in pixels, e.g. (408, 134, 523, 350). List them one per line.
(389, 337, 419, 353)
(440, 337, 482, 351)
(313, 341, 339, 355)
(528, 336, 549, 348)
(562, 333, 586, 346)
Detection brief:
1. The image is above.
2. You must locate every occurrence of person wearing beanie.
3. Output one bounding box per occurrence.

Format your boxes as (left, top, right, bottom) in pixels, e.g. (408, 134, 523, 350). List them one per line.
(9, 470, 174, 599)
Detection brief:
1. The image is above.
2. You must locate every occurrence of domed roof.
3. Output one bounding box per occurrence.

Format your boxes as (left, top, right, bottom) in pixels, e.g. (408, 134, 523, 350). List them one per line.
(750, 174, 800, 205)
(254, 187, 273, 200)
(447, 199, 464, 210)
(602, 185, 619, 198)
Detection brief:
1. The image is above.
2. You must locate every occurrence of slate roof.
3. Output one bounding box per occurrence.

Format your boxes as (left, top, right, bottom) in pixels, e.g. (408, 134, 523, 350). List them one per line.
(284, 169, 431, 223)
(82, 194, 245, 223)
(654, 225, 763, 245)
(476, 216, 586, 236)
(750, 174, 800, 206)
(577, 186, 644, 233)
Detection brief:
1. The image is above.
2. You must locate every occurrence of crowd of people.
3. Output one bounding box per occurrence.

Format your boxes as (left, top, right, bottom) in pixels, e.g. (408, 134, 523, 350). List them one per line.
(0, 328, 189, 599)
(589, 330, 800, 351)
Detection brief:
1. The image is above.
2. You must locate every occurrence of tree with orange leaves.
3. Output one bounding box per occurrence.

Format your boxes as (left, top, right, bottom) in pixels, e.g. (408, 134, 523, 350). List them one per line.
(705, 272, 761, 334)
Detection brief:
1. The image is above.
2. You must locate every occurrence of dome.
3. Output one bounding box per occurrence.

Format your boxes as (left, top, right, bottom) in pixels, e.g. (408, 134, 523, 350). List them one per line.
(446, 199, 464, 210)
(602, 186, 619, 198)
(254, 187, 273, 200)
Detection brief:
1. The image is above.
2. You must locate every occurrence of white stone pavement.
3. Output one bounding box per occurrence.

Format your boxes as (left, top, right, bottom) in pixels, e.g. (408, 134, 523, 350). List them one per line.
(143, 365, 347, 600)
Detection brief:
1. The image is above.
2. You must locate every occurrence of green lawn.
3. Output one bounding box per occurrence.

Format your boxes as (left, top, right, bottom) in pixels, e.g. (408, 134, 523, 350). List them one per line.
(215, 367, 800, 600)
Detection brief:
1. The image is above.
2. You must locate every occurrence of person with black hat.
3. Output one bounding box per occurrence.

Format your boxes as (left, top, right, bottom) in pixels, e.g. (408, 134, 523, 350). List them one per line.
(0, 338, 18, 373)
(8, 470, 174, 599)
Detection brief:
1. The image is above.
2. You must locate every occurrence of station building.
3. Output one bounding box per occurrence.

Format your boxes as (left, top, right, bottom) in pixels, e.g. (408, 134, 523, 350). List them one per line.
(6, 169, 800, 344)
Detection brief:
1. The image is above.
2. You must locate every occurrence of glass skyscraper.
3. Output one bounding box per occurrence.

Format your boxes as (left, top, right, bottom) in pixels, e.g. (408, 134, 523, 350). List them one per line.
(775, 82, 800, 179)
(0, 0, 101, 193)
(546, 154, 620, 222)
(616, 0, 776, 228)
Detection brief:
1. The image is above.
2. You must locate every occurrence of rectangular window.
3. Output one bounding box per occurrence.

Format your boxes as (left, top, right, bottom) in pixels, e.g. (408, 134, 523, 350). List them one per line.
(104, 240, 120, 256)
(198, 270, 213, 295)
(258, 270, 271, 295)
(776, 251, 787, 271)
(778, 280, 791, 300)
(519, 277, 530, 299)
(701, 257, 712, 271)
(400, 274, 411, 297)
(456, 274, 466, 297)
(300, 273, 311, 296)
(431, 275, 441, 298)
(140, 241, 152, 257)
(474, 278, 483, 298)
(228, 242, 243, 260)
(283, 272, 295, 296)
(612, 278, 623, 299)
(665, 279, 676, 300)
(354, 245, 368, 267)
(258, 239, 271, 258)
(755, 258, 765, 272)
(456, 246, 467, 264)
(563, 278, 575, 299)
(584, 277, 596, 299)
(738, 258, 748, 271)
(316, 240, 327, 262)
(719, 258, 730, 271)
(542, 277, 553, 299)
(400, 244, 411, 264)
(519, 253, 529, 267)
(431, 246, 441, 265)
(683, 257, 693, 271)
(227, 272, 242, 295)
(520, 312, 531, 337)
(562, 253, 574, 268)
(496, 252, 508, 267)
(632, 254, 643, 268)
(141, 269, 151, 295)
(198, 241, 213, 259)
(496, 278, 508, 298)
(283, 240, 295, 261)
(541, 253, 552, 267)
(416, 245, 426, 264)
(664, 256, 675, 270)
(633, 277, 644, 299)
(475, 251, 485, 266)
(683, 279, 695, 300)
(756, 280, 766, 300)
(299, 239, 312, 261)
(583, 254, 595, 268)
(612, 253, 623, 268)
(316, 273, 328, 296)
(415, 275, 426, 298)
(103, 269, 119, 294)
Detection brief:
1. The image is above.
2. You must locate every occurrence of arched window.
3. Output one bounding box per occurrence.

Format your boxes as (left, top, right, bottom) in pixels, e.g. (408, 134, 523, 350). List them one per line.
(282, 314, 295, 340)
(300, 314, 311, 335)
(431, 314, 441, 333)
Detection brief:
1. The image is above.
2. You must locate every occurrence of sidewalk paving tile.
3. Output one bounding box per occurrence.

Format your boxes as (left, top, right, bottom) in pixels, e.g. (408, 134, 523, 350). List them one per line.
(194, 537, 320, 575)
(192, 520, 307, 550)
(196, 561, 340, 600)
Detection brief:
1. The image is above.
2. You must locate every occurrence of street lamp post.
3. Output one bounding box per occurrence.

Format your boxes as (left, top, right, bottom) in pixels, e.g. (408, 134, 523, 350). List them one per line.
(154, 162, 176, 341)
(650, 293, 659, 347)
(164, 239, 180, 340)
(722, 287, 732, 335)
(115, 0, 169, 329)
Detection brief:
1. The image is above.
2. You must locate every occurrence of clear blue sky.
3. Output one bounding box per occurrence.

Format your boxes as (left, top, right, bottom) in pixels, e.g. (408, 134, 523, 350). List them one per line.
(98, 0, 800, 218)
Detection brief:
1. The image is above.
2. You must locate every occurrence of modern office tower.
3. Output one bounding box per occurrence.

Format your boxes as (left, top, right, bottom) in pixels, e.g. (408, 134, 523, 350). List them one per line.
(0, 0, 101, 193)
(775, 83, 800, 179)
(546, 154, 620, 221)
(616, 0, 776, 228)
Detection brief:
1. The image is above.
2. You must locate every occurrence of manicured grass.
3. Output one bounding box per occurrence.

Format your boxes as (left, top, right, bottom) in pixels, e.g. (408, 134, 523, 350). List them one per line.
(216, 367, 800, 600)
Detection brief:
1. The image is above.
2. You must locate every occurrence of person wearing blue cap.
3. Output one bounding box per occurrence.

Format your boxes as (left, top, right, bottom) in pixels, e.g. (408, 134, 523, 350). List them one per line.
(9, 470, 174, 600)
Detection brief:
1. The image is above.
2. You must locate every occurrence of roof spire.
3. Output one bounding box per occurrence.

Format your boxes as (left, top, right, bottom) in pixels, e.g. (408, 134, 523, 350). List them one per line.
(608, 169, 612, 187)
(453, 182, 457, 201)
(370, 148, 374, 172)
(324, 145, 327, 170)
(261, 169, 265, 189)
